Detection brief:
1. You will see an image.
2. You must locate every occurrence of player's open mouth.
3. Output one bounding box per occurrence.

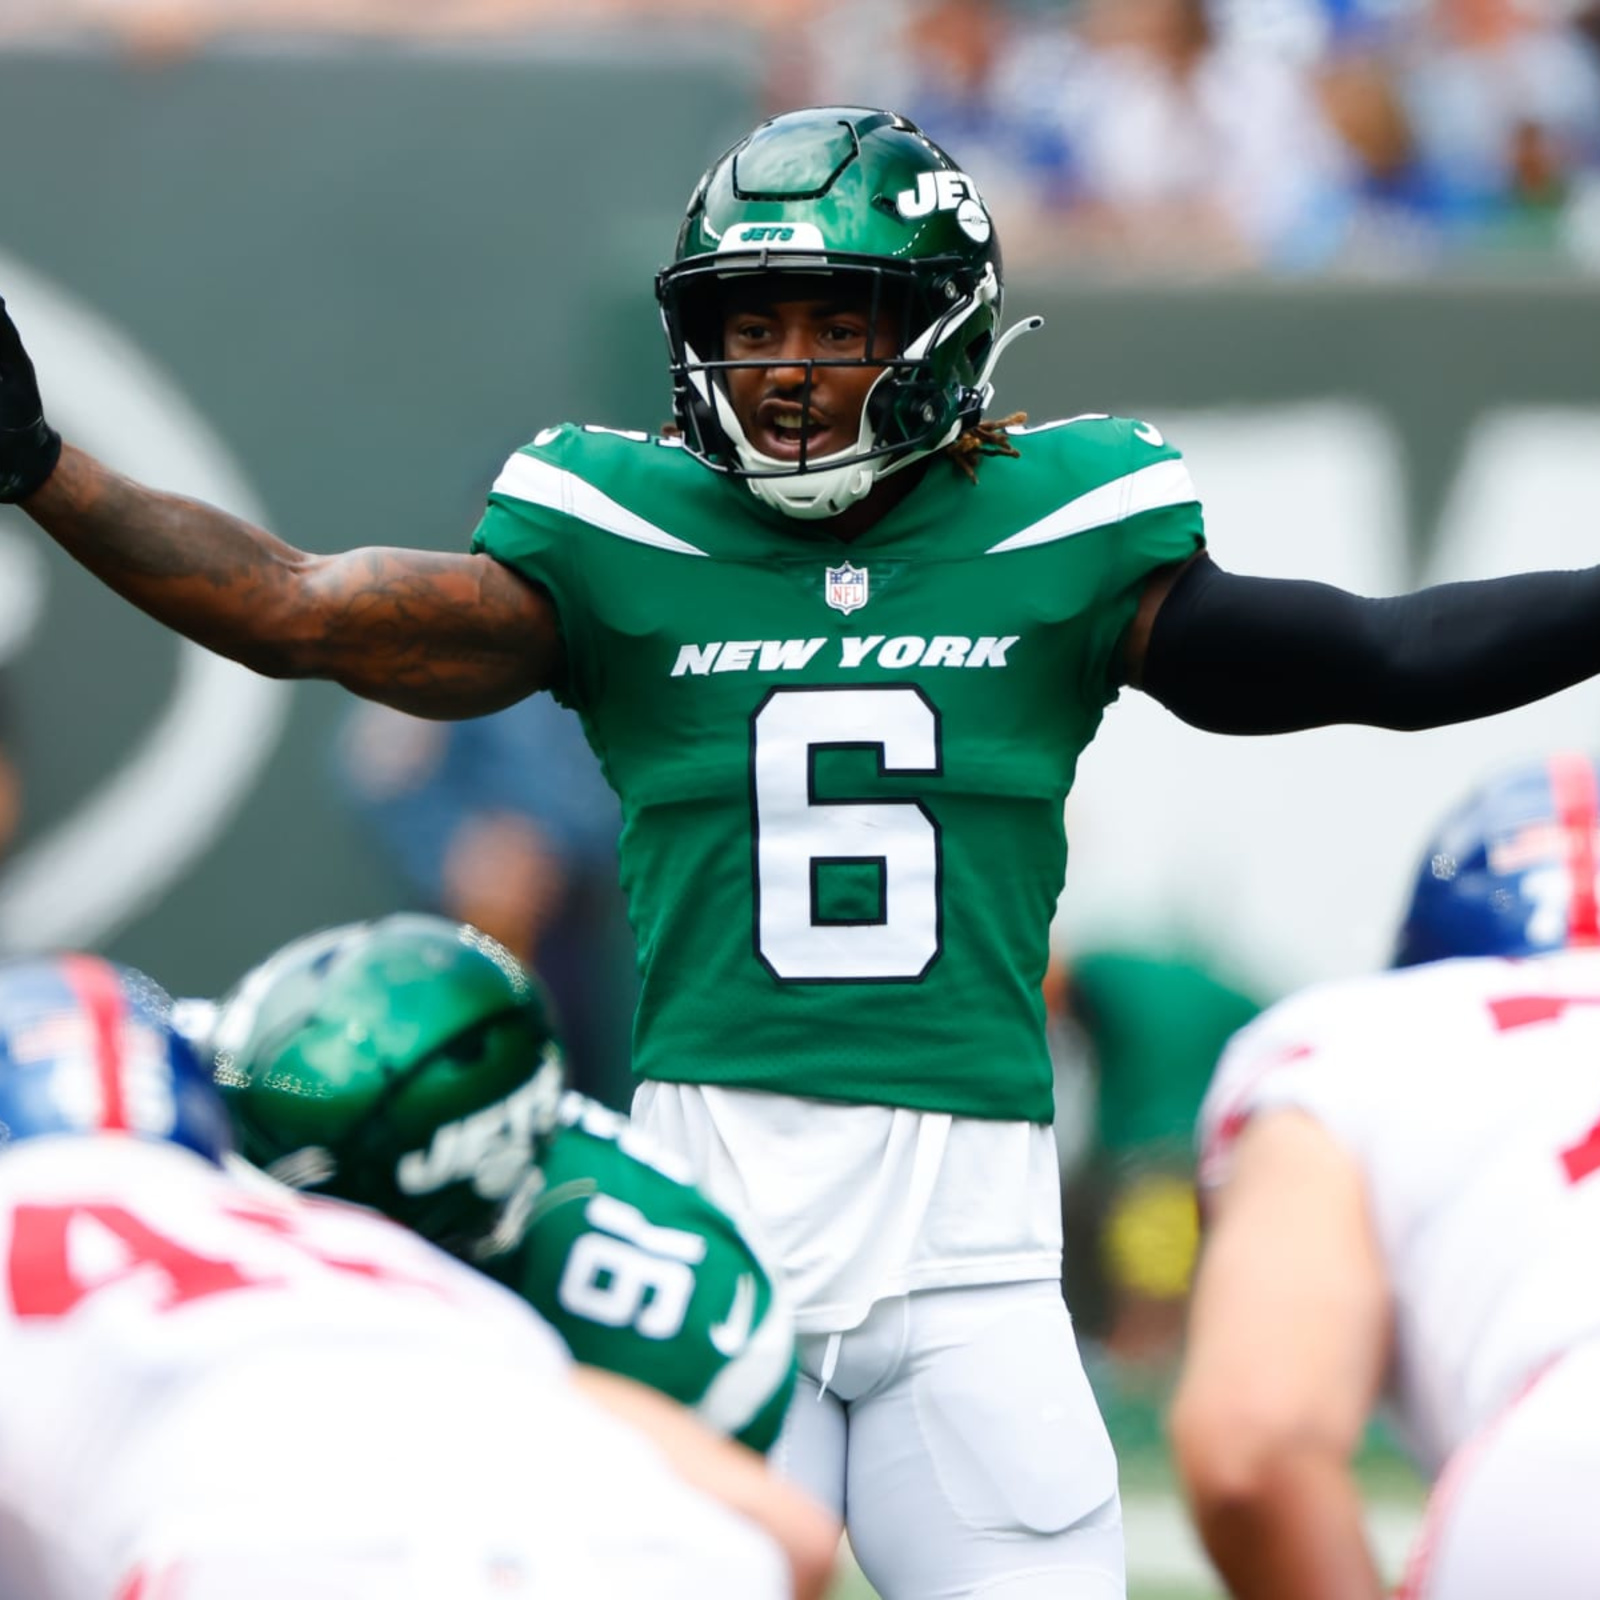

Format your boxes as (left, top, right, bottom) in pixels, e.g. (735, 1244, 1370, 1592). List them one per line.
(756, 402, 834, 461)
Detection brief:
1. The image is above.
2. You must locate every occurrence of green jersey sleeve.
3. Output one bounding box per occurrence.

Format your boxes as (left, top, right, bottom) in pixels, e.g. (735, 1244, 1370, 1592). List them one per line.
(486, 1094, 797, 1453)
(469, 424, 591, 709)
(993, 414, 1205, 705)
(470, 423, 731, 715)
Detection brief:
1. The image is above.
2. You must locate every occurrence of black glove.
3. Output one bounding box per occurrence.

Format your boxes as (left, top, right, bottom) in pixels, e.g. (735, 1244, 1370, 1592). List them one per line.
(0, 297, 62, 503)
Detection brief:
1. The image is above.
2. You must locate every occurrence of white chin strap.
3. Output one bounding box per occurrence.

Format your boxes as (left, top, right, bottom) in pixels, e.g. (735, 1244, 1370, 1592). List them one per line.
(703, 360, 900, 520)
(744, 456, 882, 520)
(689, 294, 1043, 523)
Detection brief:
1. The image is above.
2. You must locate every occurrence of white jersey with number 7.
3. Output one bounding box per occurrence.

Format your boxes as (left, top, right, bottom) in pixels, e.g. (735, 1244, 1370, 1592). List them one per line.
(1199, 948, 1600, 1475)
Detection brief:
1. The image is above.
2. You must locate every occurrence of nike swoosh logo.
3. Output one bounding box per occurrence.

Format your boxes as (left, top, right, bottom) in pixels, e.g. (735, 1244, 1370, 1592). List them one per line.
(1133, 420, 1165, 447)
(709, 1273, 757, 1357)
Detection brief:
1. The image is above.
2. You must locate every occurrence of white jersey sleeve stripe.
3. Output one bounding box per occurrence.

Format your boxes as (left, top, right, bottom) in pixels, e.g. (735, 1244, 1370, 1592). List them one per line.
(985, 458, 1198, 554)
(493, 451, 710, 558)
(1003, 414, 1111, 437)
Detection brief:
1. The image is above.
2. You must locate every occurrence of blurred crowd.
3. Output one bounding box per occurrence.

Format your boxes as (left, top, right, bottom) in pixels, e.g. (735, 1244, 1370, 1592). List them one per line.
(785, 0, 1600, 274)
(4, 0, 1600, 277)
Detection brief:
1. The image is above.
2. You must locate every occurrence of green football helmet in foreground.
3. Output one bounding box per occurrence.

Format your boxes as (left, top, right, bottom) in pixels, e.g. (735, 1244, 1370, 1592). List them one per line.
(656, 105, 1037, 520)
(212, 913, 564, 1256)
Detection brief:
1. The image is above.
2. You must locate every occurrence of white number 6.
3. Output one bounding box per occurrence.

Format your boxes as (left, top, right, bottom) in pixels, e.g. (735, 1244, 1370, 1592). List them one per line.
(751, 685, 942, 982)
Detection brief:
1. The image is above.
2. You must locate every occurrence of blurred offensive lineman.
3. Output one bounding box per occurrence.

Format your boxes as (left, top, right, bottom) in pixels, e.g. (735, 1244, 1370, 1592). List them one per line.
(1172, 752, 1600, 1600)
(15, 105, 1600, 1596)
(0, 953, 836, 1600)
(197, 912, 799, 1453)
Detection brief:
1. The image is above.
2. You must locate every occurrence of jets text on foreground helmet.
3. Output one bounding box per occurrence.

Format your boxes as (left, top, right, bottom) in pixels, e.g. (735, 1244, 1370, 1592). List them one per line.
(210, 913, 566, 1256)
(1394, 752, 1600, 966)
(656, 105, 1039, 520)
(0, 955, 232, 1163)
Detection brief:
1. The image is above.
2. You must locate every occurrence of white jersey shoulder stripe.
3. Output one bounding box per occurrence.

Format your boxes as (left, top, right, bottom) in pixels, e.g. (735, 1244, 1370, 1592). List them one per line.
(492, 451, 710, 558)
(985, 457, 1198, 555)
(1004, 413, 1111, 436)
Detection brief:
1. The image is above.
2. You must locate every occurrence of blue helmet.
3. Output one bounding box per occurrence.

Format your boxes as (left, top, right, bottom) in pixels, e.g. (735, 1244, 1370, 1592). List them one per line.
(0, 955, 233, 1163)
(1393, 753, 1600, 967)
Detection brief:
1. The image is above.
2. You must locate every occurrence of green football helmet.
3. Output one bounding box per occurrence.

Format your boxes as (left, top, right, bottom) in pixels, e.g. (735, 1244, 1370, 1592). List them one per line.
(656, 105, 1040, 520)
(209, 913, 565, 1258)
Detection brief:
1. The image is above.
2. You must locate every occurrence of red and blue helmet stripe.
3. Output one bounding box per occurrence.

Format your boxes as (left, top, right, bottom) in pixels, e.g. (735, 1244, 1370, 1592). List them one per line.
(0, 955, 232, 1163)
(1394, 753, 1600, 968)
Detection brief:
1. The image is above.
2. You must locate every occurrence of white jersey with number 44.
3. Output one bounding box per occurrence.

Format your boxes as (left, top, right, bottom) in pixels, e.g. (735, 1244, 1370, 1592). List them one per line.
(1199, 948, 1600, 1475)
(0, 1135, 787, 1600)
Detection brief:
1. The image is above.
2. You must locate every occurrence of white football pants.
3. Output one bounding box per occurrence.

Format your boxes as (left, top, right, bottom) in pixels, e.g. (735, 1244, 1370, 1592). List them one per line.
(771, 1279, 1124, 1598)
(1399, 1338, 1600, 1600)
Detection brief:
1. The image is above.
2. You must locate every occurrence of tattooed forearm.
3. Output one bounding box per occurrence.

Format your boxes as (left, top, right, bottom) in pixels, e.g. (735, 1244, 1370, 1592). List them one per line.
(34, 444, 308, 597)
(309, 546, 565, 717)
(23, 444, 560, 717)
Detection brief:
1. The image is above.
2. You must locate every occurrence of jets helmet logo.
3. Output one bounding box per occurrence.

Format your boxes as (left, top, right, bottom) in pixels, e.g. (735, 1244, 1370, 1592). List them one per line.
(825, 563, 869, 615)
(894, 171, 991, 243)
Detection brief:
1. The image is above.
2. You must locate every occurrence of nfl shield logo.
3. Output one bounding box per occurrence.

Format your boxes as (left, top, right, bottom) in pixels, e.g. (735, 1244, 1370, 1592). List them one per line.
(825, 562, 869, 615)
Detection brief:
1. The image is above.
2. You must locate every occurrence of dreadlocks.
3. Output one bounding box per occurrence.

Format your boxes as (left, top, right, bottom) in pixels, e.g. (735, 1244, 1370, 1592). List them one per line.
(944, 413, 1027, 485)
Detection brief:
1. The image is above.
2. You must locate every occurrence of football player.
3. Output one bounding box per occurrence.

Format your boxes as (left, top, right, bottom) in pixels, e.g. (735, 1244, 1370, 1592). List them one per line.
(199, 911, 799, 1454)
(0, 952, 834, 1600)
(1173, 752, 1600, 1600)
(9, 105, 1600, 1595)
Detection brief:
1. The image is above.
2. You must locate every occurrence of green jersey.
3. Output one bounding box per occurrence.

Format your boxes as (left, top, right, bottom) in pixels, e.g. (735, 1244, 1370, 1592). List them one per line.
(483, 1093, 796, 1453)
(1071, 948, 1264, 1160)
(472, 416, 1203, 1122)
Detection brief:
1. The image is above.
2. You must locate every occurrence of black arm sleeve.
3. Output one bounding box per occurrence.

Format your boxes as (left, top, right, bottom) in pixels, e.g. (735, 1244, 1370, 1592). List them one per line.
(1140, 551, 1600, 735)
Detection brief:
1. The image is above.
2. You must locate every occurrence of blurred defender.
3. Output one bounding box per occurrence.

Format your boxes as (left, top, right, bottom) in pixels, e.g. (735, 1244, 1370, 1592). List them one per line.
(1173, 752, 1600, 1600)
(203, 911, 799, 1453)
(0, 953, 834, 1600)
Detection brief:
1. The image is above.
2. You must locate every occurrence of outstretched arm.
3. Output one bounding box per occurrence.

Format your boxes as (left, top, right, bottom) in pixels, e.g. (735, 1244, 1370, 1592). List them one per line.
(1169, 1110, 1391, 1600)
(1124, 552, 1600, 734)
(1, 299, 559, 720)
(26, 447, 560, 718)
